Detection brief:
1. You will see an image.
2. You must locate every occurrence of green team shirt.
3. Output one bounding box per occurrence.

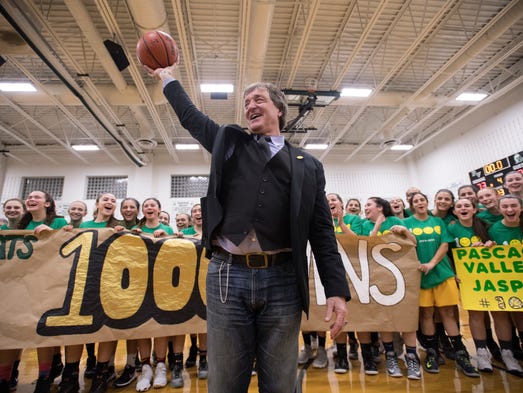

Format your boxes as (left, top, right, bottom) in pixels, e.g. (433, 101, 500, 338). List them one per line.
(360, 216, 404, 236)
(488, 221, 523, 245)
(25, 217, 68, 230)
(477, 210, 502, 225)
(447, 221, 483, 248)
(132, 223, 174, 235)
(403, 215, 455, 289)
(181, 226, 197, 236)
(80, 220, 114, 228)
(0, 224, 8, 230)
(333, 214, 363, 235)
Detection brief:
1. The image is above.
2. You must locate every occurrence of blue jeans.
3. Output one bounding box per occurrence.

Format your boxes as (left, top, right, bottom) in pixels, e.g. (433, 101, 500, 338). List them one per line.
(206, 255, 302, 393)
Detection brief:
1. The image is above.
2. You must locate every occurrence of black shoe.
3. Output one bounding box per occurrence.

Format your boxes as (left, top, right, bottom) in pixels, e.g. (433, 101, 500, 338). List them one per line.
(423, 348, 440, 373)
(334, 356, 349, 374)
(197, 358, 208, 379)
(106, 366, 116, 383)
(84, 357, 96, 379)
(34, 377, 51, 393)
(89, 371, 109, 393)
(1, 380, 10, 393)
(455, 350, 480, 377)
(49, 355, 64, 382)
(185, 346, 198, 368)
(363, 357, 378, 375)
(349, 339, 359, 360)
(8, 368, 18, 391)
(58, 373, 80, 393)
(113, 365, 136, 388)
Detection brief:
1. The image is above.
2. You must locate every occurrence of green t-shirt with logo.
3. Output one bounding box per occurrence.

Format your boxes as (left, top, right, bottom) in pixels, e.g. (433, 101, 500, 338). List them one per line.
(488, 221, 523, 246)
(447, 222, 483, 248)
(403, 215, 455, 289)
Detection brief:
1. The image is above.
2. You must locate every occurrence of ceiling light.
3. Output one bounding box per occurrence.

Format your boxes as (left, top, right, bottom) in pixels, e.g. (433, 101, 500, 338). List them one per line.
(200, 84, 234, 93)
(72, 144, 99, 151)
(304, 143, 328, 150)
(390, 144, 413, 151)
(455, 92, 487, 102)
(175, 144, 200, 150)
(0, 82, 37, 92)
(340, 88, 372, 97)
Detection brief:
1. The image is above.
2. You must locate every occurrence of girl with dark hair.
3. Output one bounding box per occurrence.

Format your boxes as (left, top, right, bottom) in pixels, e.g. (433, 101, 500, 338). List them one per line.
(60, 193, 124, 393)
(345, 198, 362, 217)
(1, 198, 25, 229)
(404, 192, 479, 378)
(19, 191, 67, 393)
(389, 197, 407, 219)
(360, 197, 420, 379)
(486, 194, 523, 375)
(112, 197, 142, 388)
(120, 198, 140, 229)
(131, 198, 174, 390)
(431, 189, 456, 226)
(447, 198, 498, 373)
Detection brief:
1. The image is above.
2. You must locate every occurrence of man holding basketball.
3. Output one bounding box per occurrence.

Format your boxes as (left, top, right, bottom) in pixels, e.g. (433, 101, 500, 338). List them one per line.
(148, 63, 350, 392)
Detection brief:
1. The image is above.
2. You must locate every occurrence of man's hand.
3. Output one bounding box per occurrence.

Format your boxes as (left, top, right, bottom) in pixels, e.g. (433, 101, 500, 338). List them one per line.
(324, 296, 348, 339)
(144, 63, 178, 82)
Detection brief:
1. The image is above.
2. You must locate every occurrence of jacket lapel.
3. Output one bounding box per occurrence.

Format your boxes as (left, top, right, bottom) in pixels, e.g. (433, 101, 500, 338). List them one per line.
(288, 143, 305, 221)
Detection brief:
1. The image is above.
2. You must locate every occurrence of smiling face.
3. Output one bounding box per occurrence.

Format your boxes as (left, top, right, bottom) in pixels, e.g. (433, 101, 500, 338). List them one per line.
(389, 197, 405, 214)
(3, 199, 24, 221)
(453, 198, 476, 222)
(499, 196, 522, 226)
(175, 214, 190, 230)
(327, 193, 343, 217)
(121, 199, 139, 222)
(434, 190, 454, 213)
(96, 193, 116, 219)
(142, 199, 160, 221)
(25, 191, 50, 215)
(411, 193, 429, 215)
(191, 204, 202, 225)
(244, 87, 282, 136)
(159, 211, 170, 225)
(68, 201, 87, 221)
(477, 188, 498, 209)
(505, 172, 523, 195)
(346, 199, 361, 215)
(364, 199, 382, 222)
(458, 186, 477, 204)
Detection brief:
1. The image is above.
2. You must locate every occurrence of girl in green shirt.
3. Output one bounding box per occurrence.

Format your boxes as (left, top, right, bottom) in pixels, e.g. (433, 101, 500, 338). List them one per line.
(404, 192, 478, 377)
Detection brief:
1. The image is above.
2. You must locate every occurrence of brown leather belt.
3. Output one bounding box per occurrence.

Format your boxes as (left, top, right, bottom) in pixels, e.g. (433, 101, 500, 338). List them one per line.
(212, 248, 292, 269)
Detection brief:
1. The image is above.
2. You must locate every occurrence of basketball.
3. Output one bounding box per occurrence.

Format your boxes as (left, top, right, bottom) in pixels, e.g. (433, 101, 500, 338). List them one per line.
(136, 31, 178, 70)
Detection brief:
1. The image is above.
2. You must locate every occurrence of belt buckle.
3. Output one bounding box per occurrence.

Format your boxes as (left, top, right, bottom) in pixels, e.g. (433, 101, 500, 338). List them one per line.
(245, 253, 269, 268)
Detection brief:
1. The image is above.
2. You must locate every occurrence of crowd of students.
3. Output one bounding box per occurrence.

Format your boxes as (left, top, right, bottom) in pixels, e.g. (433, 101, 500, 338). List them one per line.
(0, 169, 522, 392)
(0, 194, 206, 393)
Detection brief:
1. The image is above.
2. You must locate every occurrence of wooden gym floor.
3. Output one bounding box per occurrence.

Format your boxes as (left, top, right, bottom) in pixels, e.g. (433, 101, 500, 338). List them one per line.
(11, 310, 523, 393)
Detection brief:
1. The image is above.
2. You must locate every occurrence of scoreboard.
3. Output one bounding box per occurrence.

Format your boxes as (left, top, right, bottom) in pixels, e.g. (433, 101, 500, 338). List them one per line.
(468, 150, 523, 195)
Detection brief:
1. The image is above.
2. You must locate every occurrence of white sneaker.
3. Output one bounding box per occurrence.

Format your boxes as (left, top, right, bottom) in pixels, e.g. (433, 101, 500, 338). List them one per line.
(153, 362, 167, 388)
(298, 345, 315, 365)
(501, 349, 523, 372)
(312, 347, 328, 368)
(136, 364, 153, 392)
(476, 348, 492, 372)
